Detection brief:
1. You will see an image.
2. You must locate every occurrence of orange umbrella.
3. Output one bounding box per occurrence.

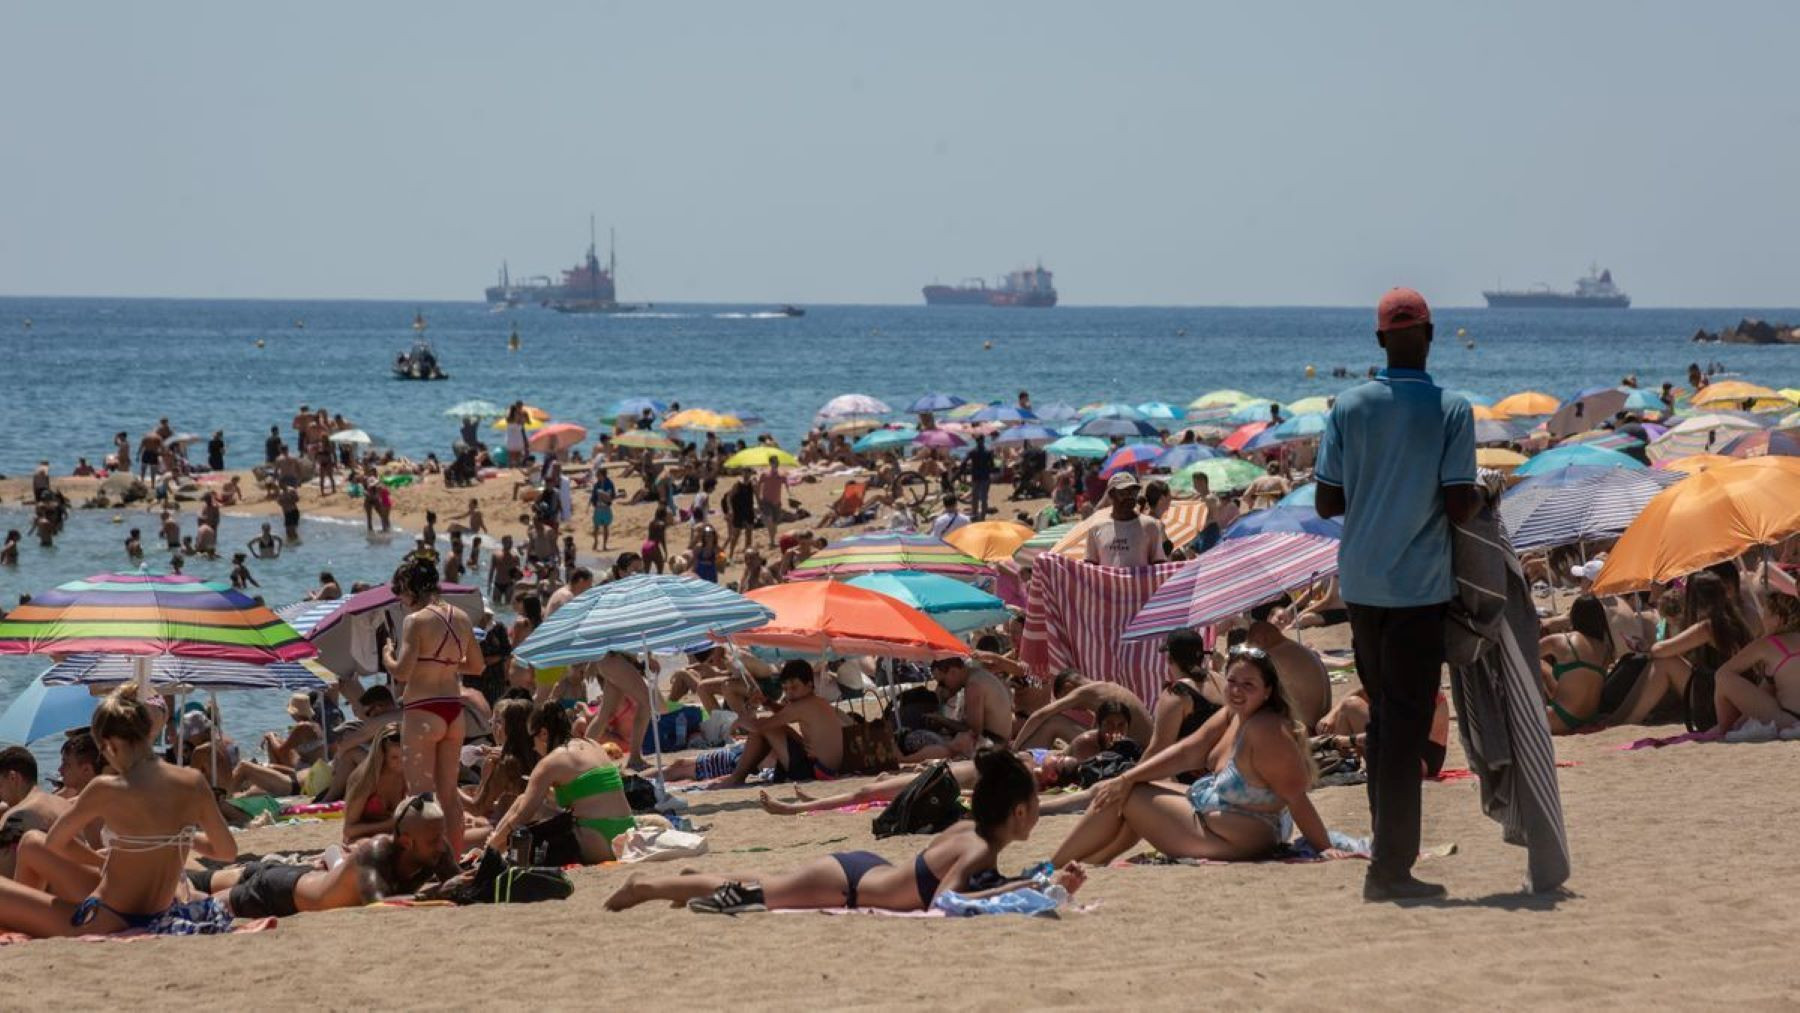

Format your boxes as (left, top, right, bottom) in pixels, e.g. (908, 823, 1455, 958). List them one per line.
(1048, 501, 1210, 557)
(1655, 453, 1734, 476)
(528, 422, 588, 453)
(1691, 380, 1789, 411)
(1471, 404, 1506, 421)
(1492, 391, 1561, 417)
(944, 521, 1034, 562)
(1593, 457, 1800, 594)
(735, 581, 969, 660)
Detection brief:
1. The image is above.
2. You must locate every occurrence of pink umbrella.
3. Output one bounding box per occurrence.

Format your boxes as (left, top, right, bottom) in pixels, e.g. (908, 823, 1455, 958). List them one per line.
(1221, 421, 1271, 453)
(1121, 533, 1340, 639)
(913, 429, 968, 450)
(529, 422, 589, 453)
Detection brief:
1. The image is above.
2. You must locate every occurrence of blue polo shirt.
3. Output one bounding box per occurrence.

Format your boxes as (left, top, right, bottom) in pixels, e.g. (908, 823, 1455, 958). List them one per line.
(1315, 368, 1476, 608)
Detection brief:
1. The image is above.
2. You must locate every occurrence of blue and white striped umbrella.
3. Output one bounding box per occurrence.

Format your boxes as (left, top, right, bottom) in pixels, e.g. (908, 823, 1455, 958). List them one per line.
(1503, 468, 1686, 551)
(41, 653, 328, 692)
(514, 575, 774, 668)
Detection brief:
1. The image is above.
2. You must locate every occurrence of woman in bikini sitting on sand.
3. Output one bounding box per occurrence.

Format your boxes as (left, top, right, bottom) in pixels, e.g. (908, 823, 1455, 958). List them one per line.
(1704, 589, 1800, 738)
(1051, 647, 1337, 866)
(1538, 594, 1616, 734)
(0, 684, 238, 937)
(382, 552, 484, 856)
(488, 707, 635, 865)
(608, 748, 1086, 915)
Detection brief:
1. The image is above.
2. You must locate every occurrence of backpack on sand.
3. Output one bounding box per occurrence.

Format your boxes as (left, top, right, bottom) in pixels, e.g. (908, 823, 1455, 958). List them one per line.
(872, 761, 964, 838)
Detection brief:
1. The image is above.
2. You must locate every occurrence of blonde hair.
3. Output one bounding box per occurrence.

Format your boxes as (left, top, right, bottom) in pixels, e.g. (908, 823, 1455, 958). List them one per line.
(91, 682, 154, 744)
(346, 729, 401, 815)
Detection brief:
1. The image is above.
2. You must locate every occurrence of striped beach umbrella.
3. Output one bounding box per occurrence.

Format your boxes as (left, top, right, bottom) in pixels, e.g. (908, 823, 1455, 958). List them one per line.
(1503, 468, 1685, 552)
(1645, 413, 1763, 463)
(41, 653, 328, 692)
(613, 430, 681, 452)
(1099, 442, 1166, 478)
(844, 570, 1010, 635)
(1220, 421, 1271, 453)
(816, 394, 892, 419)
(1719, 428, 1800, 459)
(1016, 521, 1078, 563)
(275, 584, 483, 677)
(1221, 506, 1343, 541)
(514, 575, 774, 668)
(1122, 533, 1342, 639)
(787, 533, 988, 581)
(0, 573, 316, 664)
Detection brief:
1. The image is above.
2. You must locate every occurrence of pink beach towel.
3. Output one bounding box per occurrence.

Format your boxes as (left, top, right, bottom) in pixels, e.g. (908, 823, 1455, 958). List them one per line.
(1019, 552, 1188, 704)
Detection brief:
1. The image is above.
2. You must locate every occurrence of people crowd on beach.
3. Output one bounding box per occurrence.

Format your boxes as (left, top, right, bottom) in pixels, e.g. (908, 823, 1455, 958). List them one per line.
(2, 288, 1799, 938)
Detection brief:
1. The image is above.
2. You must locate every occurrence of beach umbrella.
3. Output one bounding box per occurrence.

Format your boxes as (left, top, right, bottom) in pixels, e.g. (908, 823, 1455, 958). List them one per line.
(1513, 444, 1645, 477)
(1719, 429, 1800, 459)
(514, 575, 774, 667)
(1278, 483, 1317, 508)
(1188, 389, 1258, 411)
(970, 403, 1038, 424)
(907, 393, 965, 414)
(1082, 403, 1144, 421)
(1228, 400, 1284, 424)
(664, 408, 744, 433)
(492, 404, 552, 430)
(1134, 401, 1180, 420)
(1644, 413, 1763, 463)
(1493, 391, 1561, 417)
(816, 394, 892, 419)
(787, 532, 988, 581)
(913, 428, 968, 450)
(1153, 444, 1221, 471)
(844, 570, 1010, 635)
(1032, 402, 1080, 422)
(1045, 501, 1213, 558)
(1122, 533, 1341, 639)
(276, 584, 483, 677)
(1285, 396, 1333, 415)
(1045, 435, 1110, 460)
(1593, 458, 1800, 594)
(41, 653, 329, 693)
(827, 418, 884, 436)
(444, 399, 505, 419)
(528, 422, 589, 453)
(1245, 413, 1327, 450)
(1692, 381, 1790, 412)
(1220, 421, 1271, 452)
(165, 433, 203, 448)
(1449, 389, 1495, 407)
(1471, 405, 1506, 422)
(852, 427, 918, 453)
(943, 520, 1035, 562)
(736, 581, 970, 661)
(1016, 522, 1077, 563)
(994, 424, 1059, 446)
(1170, 457, 1264, 494)
(1655, 453, 1734, 476)
(940, 402, 986, 422)
(0, 677, 98, 744)
(1496, 466, 1677, 535)
(1075, 417, 1160, 440)
(1504, 468, 1685, 552)
(328, 429, 376, 447)
(1221, 506, 1343, 541)
(613, 430, 681, 452)
(602, 397, 668, 423)
(1099, 443, 1167, 478)
(1476, 447, 1529, 470)
(1475, 419, 1528, 445)
(1621, 389, 1672, 413)
(1547, 389, 1629, 439)
(724, 446, 799, 470)
(0, 573, 316, 665)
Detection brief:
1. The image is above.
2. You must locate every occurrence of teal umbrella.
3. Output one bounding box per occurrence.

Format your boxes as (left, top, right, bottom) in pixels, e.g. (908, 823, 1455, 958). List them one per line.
(845, 570, 1009, 635)
(854, 427, 918, 453)
(1514, 444, 1645, 477)
(1045, 435, 1110, 459)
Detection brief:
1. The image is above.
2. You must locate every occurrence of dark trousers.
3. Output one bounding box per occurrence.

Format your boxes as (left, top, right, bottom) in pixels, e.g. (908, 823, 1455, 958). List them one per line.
(1346, 601, 1447, 881)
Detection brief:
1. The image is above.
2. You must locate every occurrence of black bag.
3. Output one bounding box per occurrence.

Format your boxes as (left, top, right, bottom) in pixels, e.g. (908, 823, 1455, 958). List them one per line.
(452, 847, 575, 905)
(1684, 665, 1718, 733)
(1074, 739, 1143, 789)
(1599, 652, 1649, 719)
(622, 774, 659, 813)
(510, 809, 584, 868)
(872, 761, 964, 838)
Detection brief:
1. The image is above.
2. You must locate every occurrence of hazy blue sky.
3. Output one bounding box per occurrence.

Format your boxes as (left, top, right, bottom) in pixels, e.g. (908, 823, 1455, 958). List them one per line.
(3, 1, 1797, 305)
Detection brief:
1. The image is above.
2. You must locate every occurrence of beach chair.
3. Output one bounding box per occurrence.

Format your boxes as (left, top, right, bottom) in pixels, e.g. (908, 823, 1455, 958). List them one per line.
(831, 481, 869, 525)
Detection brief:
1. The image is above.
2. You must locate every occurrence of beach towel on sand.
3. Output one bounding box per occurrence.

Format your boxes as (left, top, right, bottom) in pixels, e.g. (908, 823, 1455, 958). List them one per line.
(1020, 553, 1187, 704)
(1445, 480, 1571, 893)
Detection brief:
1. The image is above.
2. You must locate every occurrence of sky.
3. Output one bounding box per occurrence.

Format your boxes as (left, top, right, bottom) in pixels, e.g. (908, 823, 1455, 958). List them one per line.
(3, 1, 1798, 306)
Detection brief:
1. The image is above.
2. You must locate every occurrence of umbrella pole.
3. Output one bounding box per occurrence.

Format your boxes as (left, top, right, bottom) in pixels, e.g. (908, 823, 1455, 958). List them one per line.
(640, 639, 668, 801)
(209, 691, 221, 790)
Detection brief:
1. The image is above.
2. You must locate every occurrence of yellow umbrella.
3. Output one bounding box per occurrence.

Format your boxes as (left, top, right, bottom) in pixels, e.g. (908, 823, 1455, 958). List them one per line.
(664, 408, 745, 432)
(1780, 389, 1800, 406)
(1656, 453, 1734, 476)
(1188, 389, 1258, 411)
(828, 419, 883, 436)
(1471, 404, 1506, 421)
(1692, 380, 1789, 411)
(1286, 396, 1332, 415)
(723, 446, 798, 470)
(491, 404, 552, 430)
(1593, 457, 1800, 594)
(944, 521, 1035, 562)
(1492, 391, 1561, 417)
(1476, 447, 1527, 469)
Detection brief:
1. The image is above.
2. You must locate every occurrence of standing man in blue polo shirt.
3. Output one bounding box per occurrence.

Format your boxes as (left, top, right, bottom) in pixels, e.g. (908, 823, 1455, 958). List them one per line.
(1315, 287, 1478, 902)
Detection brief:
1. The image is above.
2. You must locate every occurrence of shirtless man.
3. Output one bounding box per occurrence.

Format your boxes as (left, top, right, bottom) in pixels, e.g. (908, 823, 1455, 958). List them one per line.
(1244, 462, 1291, 512)
(0, 749, 71, 880)
(276, 485, 302, 541)
(197, 795, 460, 918)
(137, 429, 164, 483)
(1012, 671, 1153, 751)
(1241, 602, 1332, 728)
(712, 662, 846, 786)
(758, 462, 786, 548)
(929, 657, 1015, 747)
(159, 509, 181, 550)
(545, 567, 592, 616)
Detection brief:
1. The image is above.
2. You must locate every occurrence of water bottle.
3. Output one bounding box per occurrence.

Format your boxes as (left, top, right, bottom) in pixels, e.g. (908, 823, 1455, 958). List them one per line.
(1042, 883, 1070, 908)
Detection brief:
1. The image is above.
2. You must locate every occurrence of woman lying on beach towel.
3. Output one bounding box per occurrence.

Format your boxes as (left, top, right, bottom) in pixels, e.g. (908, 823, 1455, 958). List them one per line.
(607, 749, 1085, 914)
(0, 684, 239, 937)
(1051, 648, 1337, 866)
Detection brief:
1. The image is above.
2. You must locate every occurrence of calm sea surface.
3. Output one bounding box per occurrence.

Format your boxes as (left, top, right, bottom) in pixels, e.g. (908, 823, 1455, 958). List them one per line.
(2, 296, 1798, 756)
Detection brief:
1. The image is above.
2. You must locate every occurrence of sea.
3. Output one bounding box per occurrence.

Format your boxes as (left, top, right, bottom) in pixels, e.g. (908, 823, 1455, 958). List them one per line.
(2, 295, 1798, 763)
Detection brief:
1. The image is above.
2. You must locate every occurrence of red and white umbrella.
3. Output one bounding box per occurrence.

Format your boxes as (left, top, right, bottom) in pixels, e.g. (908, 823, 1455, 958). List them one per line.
(529, 422, 589, 453)
(1121, 532, 1339, 640)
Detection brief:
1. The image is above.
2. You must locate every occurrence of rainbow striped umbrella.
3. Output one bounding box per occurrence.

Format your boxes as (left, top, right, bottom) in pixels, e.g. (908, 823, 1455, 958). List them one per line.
(0, 573, 316, 664)
(1122, 533, 1340, 639)
(786, 533, 989, 581)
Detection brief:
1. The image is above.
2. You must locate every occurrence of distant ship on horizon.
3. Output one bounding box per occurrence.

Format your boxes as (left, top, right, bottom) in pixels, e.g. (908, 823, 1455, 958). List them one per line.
(1483, 265, 1630, 309)
(484, 217, 638, 313)
(923, 263, 1057, 307)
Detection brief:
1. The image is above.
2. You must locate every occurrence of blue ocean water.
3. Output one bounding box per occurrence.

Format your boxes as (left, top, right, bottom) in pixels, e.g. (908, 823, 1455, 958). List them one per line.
(1, 296, 1798, 761)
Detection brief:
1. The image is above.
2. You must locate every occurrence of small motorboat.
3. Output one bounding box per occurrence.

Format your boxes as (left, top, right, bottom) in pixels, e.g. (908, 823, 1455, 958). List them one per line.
(393, 339, 448, 381)
(779, 304, 805, 317)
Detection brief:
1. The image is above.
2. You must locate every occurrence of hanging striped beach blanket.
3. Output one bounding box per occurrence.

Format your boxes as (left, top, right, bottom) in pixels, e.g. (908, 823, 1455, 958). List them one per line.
(1019, 552, 1187, 704)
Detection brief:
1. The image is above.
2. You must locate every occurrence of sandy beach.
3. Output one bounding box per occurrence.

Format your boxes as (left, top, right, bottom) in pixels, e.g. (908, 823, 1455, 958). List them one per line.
(2, 711, 1797, 1009)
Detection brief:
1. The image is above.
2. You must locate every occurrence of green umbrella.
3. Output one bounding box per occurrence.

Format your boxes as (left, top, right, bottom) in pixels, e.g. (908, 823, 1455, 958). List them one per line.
(1171, 457, 1265, 494)
(1045, 435, 1110, 460)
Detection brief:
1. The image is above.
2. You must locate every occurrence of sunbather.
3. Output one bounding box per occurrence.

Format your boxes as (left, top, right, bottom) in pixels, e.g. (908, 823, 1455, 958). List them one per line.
(488, 736, 636, 864)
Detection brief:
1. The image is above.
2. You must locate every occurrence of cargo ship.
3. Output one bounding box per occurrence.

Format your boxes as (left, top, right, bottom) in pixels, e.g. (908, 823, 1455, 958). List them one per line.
(1483, 265, 1630, 309)
(923, 263, 1057, 307)
(484, 217, 637, 312)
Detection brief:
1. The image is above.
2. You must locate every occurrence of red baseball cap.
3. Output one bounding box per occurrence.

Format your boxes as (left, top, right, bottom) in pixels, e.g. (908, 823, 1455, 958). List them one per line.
(1377, 287, 1431, 332)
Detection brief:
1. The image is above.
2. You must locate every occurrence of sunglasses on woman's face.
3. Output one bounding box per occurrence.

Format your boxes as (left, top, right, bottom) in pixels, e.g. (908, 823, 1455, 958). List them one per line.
(1227, 645, 1269, 661)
